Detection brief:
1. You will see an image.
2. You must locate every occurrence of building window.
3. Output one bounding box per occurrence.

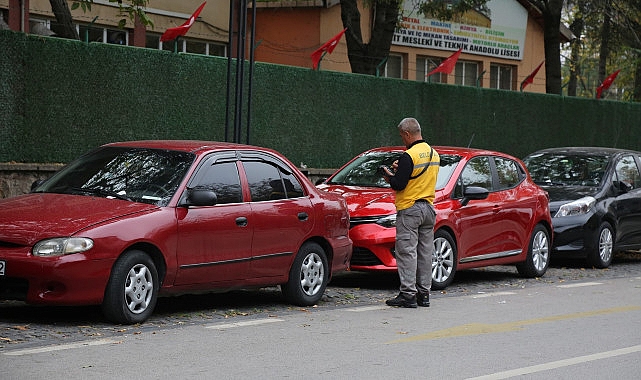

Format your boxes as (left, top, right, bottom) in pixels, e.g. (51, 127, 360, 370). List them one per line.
(490, 64, 513, 90)
(154, 35, 226, 57)
(146, 34, 160, 49)
(454, 61, 478, 86)
(384, 55, 403, 78)
(75, 24, 128, 45)
(34, 17, 225, 57)
(416, 56, 443, 83)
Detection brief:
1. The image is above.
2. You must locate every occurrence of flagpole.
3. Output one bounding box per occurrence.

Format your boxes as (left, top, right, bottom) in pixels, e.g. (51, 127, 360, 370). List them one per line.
(225, 0, 235, 142)
(246, 0, 257, 144)
(316, 52, 327, 71)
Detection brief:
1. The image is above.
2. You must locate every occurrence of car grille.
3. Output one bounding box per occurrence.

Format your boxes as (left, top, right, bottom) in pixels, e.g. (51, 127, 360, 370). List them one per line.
(0, 277, 29, 301)
(350, 247, 385, 266)
(349, 216, 382, 229)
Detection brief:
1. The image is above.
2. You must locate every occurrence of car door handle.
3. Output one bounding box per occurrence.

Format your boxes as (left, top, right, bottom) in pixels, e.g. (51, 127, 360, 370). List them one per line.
(298, 212, 308, 221)
(236, 216, 248, 227)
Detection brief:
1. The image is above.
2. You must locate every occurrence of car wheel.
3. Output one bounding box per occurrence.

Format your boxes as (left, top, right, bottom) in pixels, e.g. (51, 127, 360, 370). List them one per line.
(431, 230, 457, 290)
(516, 224, 550, 277)
(282, 242, 329, 306)
(588, 222, 614, 268)
(102, 250, 159, 324)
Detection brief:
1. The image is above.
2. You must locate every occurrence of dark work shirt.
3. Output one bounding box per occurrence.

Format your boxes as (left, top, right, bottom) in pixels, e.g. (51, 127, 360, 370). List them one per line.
(390, 140, 425, 191)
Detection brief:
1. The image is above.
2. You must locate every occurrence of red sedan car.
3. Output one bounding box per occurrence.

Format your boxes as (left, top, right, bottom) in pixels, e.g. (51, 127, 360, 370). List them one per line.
(317, 146, 552, 290)
(0, 141, 352, 324)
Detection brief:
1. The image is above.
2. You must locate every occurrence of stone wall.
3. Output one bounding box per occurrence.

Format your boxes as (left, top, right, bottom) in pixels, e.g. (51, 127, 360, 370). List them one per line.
(0, 163, 65, 199)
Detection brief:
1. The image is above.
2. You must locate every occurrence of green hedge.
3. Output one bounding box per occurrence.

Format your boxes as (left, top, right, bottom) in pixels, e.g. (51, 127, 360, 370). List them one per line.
(2, 30, 640, 167)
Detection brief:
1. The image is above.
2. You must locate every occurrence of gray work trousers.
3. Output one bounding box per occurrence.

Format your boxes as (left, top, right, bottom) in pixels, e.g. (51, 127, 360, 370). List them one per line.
(395, 200, 436, 297)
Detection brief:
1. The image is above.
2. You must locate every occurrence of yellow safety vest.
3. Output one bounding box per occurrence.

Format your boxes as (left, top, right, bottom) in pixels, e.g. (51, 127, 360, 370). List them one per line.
(394, 142, 440, 211)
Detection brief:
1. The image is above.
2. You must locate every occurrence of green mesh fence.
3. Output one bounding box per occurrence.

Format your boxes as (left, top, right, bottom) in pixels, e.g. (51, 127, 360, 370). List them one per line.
(2, 30, 641, 168)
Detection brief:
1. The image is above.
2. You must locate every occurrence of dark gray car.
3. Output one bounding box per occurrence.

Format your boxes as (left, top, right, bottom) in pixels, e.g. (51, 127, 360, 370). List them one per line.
(523, 147, 641, 268)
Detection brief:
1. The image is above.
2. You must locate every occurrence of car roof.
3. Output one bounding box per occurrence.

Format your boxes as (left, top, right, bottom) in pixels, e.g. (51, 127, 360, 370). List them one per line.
(103, 140, 275, 155)
(525, 146, 641, 157)
(366, 145, 517, 159)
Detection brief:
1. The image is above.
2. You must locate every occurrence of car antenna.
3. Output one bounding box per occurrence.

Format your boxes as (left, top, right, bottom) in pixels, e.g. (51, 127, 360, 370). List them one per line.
(467, 133, 475, 148)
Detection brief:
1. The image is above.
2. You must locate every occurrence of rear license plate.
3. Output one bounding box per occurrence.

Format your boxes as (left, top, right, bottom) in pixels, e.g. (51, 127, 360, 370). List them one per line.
(0, 260, 5, 276)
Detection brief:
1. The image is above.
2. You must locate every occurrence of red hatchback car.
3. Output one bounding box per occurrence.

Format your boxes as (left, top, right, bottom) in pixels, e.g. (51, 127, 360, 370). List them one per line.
(0, 141, 352, 324)
(317, 146, 552, 290)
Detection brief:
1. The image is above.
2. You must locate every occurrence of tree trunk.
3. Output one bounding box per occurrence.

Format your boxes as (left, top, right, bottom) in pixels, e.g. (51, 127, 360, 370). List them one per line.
(49, 0, 80, 40)
(541, 0, 563, 95)
(597, 3, 611, 85)
(633, 51, 641, 101)
(567, 4, 585, 97)
(340, 0, 400, 75)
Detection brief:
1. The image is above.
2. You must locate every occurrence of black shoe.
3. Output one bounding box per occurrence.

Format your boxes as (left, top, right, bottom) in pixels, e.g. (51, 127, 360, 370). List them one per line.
(417, 292, 430, 307)
(386, 293, 418, 308)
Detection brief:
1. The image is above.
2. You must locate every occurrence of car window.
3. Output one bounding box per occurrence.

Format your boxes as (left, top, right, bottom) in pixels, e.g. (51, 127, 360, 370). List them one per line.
(615, 155, 641, 189)
(454, 156, 492, 197)
(436, 154, 461, 190)
(494, 157, 522, 190)
(243, 161, 304, 201)
(189, 160, 243, 204)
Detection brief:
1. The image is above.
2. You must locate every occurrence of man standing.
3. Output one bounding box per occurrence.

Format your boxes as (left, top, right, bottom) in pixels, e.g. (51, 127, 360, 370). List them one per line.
(381, 117, 439, 308)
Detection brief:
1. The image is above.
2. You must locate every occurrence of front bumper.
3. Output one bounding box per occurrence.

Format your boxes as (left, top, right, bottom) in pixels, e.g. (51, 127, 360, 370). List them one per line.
(0, 248, 114, 305)
(348, 224, 398, 272)
(551, 212, 600, 257)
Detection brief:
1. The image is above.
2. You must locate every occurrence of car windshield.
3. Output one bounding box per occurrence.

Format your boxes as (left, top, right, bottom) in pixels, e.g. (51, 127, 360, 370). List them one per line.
(327, 151, 460, 190)
(33, 146, 195, 206)
(524, 152, 609, 187)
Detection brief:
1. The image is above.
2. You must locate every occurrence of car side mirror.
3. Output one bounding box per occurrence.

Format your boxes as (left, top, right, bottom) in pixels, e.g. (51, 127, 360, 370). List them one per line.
(182, 188, 218, 207)
(461, 186, 489, 206)
(613, 180, 633, 194)
(31, 179, 45, 192)
(315, 177, 327, 185)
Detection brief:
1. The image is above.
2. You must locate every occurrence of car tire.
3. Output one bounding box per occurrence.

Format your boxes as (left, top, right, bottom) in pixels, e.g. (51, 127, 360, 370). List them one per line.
(516, 224, 550, 278)
(102, 250, 159, 324)
(588, 222, 614, 268)
(431, 230, 457, 290)
(282, 242, 329, 306)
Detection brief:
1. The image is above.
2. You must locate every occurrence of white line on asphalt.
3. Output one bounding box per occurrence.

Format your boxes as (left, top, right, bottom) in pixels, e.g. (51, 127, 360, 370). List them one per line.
(467, 291, 516, 299)
(344, 305, 388, 312)
(557, 282, 603, 288)
(2, 338, 119, 356)
(466, 344, 641, 380)
(205, 318, 284, 330)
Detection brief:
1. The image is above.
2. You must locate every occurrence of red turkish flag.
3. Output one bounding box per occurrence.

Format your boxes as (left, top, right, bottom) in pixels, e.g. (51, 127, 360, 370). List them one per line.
(426, 48, 463, 77)
(596, 70, 620, 99)
(311, 28, 347, 70)
(160, 2, 207, 42)
(520, 60, 545, 91)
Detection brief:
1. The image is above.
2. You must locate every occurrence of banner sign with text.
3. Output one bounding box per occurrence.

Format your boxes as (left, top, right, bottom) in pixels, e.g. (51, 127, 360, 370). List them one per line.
(393, 0, 527, 61)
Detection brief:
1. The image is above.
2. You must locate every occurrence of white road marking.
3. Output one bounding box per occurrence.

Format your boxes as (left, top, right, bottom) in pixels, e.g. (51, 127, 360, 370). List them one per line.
(345, 305, 388, 312)
(557, 282, 603, 288)
(466, 344, 641, 380)
(2, 338, 118, 356)
(467, 291, 516, 299)
(205, 318, 284, 330)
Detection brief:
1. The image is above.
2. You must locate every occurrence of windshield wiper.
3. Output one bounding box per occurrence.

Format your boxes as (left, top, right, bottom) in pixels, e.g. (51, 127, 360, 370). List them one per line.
(72, 187, 132, 201)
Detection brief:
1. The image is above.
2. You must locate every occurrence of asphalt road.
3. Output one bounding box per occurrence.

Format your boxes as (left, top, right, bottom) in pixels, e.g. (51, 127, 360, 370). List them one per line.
(1, 252, 640, 379)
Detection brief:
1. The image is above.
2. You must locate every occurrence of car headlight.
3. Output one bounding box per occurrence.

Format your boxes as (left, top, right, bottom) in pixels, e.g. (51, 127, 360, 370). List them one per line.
(376, 214, 397, 228)
(555, 196, 596, 217)
(32, 237, 94, 257)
